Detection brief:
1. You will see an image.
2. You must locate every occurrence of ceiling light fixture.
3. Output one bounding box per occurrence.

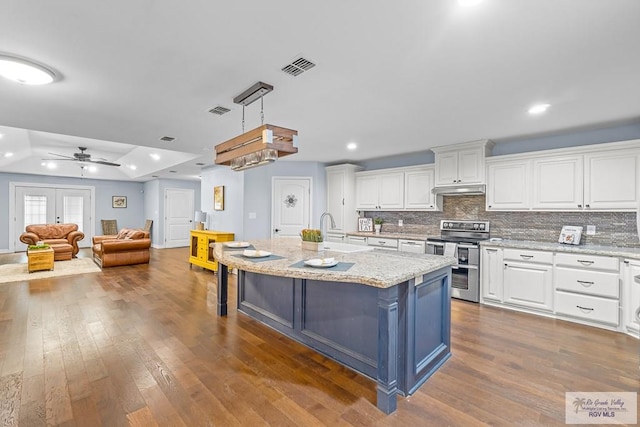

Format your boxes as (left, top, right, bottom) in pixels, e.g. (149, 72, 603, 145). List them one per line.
(150, 153, 160, 160)
(4, 152, 13, 158)
(347, 142, 357, 151)
(528, 103, 551, 114)
(0, 54, 56, 85)
(215, 81, 298, 171)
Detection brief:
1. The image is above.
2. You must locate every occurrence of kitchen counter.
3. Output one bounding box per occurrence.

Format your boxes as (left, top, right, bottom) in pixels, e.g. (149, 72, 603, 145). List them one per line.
(480, 239, 640, 260)
(347, 231, 431, 241)
(211, 237, 453, 414)
(212, 237, 452, 288)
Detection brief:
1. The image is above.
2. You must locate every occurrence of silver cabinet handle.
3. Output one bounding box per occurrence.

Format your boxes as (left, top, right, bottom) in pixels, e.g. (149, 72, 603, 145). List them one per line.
(577, 280, 594, 287)
(635, 307, 640, 322)
(378, 241, 386, 245)
(520, 254, 533, 259)
(634, 274, 640, 283)
(577, 305, 594, 312)
(577, 260, 594, 266)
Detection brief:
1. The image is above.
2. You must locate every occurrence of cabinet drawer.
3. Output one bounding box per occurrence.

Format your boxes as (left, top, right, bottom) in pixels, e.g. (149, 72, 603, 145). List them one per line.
(554, 252, 619, 271)
(367, 237, 398, 248)
(555, 291, 619, 326)
(503, 248, 553, 264)
(555, 267, 619, 298)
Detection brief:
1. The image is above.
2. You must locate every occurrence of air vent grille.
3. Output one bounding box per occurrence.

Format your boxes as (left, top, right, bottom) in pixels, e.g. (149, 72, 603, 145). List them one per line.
(282, 57, 316, 76)
(209, 106, 231, 115)
(160, 136, 176, 142)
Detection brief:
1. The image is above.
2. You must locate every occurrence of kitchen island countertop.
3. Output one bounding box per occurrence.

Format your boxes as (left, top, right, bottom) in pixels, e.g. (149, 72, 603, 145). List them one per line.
(212, 237, 454, 288)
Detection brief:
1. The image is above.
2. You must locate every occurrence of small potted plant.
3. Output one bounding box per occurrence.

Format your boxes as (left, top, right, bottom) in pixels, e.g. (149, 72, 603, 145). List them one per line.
(301, 228, 323, 251)
(374, 217, 383, 234)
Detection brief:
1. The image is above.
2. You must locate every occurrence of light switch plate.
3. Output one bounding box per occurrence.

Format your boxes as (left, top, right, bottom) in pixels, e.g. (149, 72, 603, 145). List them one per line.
(398, 219, 403, 226)
(586, 225, 596, 235)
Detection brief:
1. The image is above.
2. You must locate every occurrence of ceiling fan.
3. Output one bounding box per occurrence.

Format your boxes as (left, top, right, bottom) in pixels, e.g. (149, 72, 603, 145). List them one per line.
(43, 146, 121, 167)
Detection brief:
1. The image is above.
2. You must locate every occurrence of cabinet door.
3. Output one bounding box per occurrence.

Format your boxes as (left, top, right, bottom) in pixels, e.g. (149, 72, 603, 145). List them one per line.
(624, 261, 640, 336)
(457, 147, 483, 184)
(404, 169, 436, 210)
(486, 160, 530, 210)
(503, 261, 553, 311)
(532, 156, 583, 210)
(326, 169, 346, 232)
(378, 173, 404, 209)
(481, 247, 503, 302)
(435, 152, 459, 185)
(355, 175, 379, 210)
(584, 151, 639, 210)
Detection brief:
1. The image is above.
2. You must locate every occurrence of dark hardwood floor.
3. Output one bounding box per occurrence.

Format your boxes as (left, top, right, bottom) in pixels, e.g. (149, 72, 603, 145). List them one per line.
(0, 247, 638, 426)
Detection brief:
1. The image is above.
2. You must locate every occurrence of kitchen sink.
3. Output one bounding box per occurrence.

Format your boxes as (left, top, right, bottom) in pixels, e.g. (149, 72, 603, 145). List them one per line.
(321, 242, 374, 253)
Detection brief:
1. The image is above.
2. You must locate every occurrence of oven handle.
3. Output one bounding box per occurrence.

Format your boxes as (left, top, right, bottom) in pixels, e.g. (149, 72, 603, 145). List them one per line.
(458, 244, 477, 250)
(452, 264, 478, 270)
(427, 242, 445, 246)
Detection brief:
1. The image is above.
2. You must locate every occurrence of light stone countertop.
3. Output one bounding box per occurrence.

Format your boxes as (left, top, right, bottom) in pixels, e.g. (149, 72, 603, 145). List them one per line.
(346, 231, 432, 241)
(480, 239, 640, 260)
(212, 237, 454, 288)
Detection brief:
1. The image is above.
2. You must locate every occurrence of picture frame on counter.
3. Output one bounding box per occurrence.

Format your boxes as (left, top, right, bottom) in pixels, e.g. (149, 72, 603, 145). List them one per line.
(358, 217, 373, 232)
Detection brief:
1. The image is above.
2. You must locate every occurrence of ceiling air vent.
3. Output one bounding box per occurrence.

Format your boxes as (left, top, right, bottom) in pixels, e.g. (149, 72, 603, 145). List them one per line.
(159, 136, 176, 142)
(209, 105, 231, 115)
(281, 57, 316, 77)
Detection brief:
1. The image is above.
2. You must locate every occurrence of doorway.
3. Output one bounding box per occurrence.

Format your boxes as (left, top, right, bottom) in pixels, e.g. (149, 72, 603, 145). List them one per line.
(271, 177, 312, 238)
(164, 188, 194, 248)
(10, 183, 95, 252)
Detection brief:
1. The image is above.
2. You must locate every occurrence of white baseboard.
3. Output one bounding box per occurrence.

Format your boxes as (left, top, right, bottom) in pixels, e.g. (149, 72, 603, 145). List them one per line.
(0, 249, 10, 254)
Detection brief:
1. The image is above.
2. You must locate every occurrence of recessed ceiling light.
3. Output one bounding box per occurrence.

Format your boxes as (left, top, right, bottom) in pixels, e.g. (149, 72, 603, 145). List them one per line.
(458, 0, 483, 7)
(150, 153, 160, 160)
(46, 162, 56, 169)
(0, 133, 4, 139)
(528, 103, 551, 114)
(4, 152, 13, 158)
(87, 166, 97, 172)
(0, 54, 56, 85)
(347, 142, 357, 151)
(128, 164, 137, 170)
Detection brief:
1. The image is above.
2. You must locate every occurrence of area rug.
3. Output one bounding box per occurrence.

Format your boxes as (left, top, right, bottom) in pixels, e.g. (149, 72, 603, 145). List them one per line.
(0, 258, 101, 284)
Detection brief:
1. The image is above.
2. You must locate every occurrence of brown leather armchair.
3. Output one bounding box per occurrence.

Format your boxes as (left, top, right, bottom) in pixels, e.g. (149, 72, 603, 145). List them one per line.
(20, 223, 85, 261)
(92, 228, 151, 268)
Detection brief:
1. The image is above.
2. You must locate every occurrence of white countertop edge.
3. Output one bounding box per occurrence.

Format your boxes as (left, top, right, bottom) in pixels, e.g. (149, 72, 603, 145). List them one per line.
(480, 239, 640, 259)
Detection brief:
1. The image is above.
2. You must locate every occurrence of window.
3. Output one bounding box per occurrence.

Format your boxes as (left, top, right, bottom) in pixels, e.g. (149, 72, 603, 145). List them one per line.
(24, 195, 47, 225)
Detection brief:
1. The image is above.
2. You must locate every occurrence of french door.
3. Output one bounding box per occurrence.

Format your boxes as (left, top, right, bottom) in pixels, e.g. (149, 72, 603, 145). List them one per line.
(13, 184, 93, 251)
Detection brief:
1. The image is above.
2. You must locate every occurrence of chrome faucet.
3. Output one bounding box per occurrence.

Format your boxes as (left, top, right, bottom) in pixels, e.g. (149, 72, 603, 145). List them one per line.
(319, 211, 337, 240)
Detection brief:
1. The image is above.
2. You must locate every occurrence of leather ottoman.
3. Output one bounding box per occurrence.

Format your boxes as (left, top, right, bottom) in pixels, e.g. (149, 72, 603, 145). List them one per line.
(49, 243, 73, 261)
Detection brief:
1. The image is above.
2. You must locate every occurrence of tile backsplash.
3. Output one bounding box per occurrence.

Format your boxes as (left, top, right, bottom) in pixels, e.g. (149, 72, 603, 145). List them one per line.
(364, 195, 640, 248)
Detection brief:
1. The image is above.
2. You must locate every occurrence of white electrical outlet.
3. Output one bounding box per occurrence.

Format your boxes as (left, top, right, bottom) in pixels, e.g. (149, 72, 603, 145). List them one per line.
(398, 219, 403, 226)
(586, 225, 596, 235)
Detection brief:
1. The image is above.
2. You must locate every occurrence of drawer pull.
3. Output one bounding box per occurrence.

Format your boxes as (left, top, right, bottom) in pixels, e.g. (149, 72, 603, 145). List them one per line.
(379, 241, 386, 245)
(520, 255, 533, 259)
(636, 307, 640, 322)
(577, 260, 594, 266)
(634, 274, 640, 283)
(576, 280, 594, 287)
(576, 305, 594, 312)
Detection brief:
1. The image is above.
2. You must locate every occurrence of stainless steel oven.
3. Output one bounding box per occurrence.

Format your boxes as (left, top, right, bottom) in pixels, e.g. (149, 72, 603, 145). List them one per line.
(426, 220, 489, 303)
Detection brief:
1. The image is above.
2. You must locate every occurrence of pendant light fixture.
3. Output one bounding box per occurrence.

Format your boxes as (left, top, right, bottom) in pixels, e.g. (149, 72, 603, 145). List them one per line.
(0, 54, 57, 85)
(215, 81, 298, 171)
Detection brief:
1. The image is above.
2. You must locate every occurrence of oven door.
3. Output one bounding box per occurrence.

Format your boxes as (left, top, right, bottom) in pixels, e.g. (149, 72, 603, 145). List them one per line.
(451, 265, 479, 303)
(426, 241, 444, 255)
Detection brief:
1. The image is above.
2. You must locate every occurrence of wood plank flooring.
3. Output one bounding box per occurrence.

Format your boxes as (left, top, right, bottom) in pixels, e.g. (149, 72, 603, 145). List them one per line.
(0, 247, 638, 426)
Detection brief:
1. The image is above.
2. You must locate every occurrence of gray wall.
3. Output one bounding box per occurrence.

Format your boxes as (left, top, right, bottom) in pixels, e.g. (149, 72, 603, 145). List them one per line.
(200, 166, 244, 238)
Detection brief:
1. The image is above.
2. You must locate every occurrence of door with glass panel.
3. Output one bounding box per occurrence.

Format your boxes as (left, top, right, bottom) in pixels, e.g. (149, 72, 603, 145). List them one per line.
(15, 186, 92, 251)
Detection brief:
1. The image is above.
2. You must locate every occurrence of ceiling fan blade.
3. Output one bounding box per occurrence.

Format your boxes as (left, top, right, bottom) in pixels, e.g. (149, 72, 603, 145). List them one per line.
(47, 152, 75, 159)
(90, 159, 121, 167)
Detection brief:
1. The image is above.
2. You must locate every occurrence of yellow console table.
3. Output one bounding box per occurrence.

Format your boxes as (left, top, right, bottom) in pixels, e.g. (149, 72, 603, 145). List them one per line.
(189, 230, 235, 272)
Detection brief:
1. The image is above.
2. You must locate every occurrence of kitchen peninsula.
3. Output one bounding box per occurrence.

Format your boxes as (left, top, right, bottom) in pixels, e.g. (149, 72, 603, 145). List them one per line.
(212, 238, 454, 414)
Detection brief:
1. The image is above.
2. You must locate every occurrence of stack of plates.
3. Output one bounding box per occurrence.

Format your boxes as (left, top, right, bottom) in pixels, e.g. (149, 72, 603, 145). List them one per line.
(304, 257, 338, 268)
(242, 249, 271, 258)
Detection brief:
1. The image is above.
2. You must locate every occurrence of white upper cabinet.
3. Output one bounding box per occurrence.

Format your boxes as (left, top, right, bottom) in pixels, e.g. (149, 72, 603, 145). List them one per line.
(432, 140, 494, 186)
(486, 159, 530, 210)
(326, 164, 362, 233)
(533, 155, 584, 210)
(404, 166, 439, 210)
(355, 171, 404, 210)
(584, 150, 639, 210)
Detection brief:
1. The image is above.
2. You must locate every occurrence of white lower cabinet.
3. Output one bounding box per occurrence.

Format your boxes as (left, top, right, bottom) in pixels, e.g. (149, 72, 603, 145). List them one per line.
(398, 239, 426, 253)
(503, 250, 553, 312)
(481, 247, 503, 302)
(347, 235, 367, 246)
(623, 259, 640, 336)
(481, 245, 631, 335)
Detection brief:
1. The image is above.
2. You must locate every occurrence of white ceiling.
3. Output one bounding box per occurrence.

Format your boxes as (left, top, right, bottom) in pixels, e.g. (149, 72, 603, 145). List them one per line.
(1, 0, 639, 181)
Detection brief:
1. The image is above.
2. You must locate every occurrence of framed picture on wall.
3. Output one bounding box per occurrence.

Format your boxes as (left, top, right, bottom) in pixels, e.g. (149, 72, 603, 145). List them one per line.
(358, 217, 373, 232)
(112, 196, 127, 208)
(214, 186, 224, 211)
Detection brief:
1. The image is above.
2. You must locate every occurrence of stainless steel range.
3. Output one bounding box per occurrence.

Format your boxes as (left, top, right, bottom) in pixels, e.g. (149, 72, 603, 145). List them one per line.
(426, 220, 490, 302)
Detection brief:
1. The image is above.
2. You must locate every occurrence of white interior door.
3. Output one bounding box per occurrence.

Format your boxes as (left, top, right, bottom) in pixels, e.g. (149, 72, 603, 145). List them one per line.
(164, 188, 194, 248)
(272, 177, 311, 238)
(14, 185, 93, 251)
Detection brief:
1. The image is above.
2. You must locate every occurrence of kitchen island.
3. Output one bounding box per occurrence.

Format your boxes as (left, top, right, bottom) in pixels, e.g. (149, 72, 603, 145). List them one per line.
(211, 238, 454, 414)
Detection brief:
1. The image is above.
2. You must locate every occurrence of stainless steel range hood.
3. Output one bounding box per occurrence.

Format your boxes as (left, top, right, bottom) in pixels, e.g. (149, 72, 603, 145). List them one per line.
(432, 184, 486, 196)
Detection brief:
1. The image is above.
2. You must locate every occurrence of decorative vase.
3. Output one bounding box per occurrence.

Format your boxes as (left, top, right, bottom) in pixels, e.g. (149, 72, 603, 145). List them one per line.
(301, 241, 322, 251)
(374, 224, 381, 234)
